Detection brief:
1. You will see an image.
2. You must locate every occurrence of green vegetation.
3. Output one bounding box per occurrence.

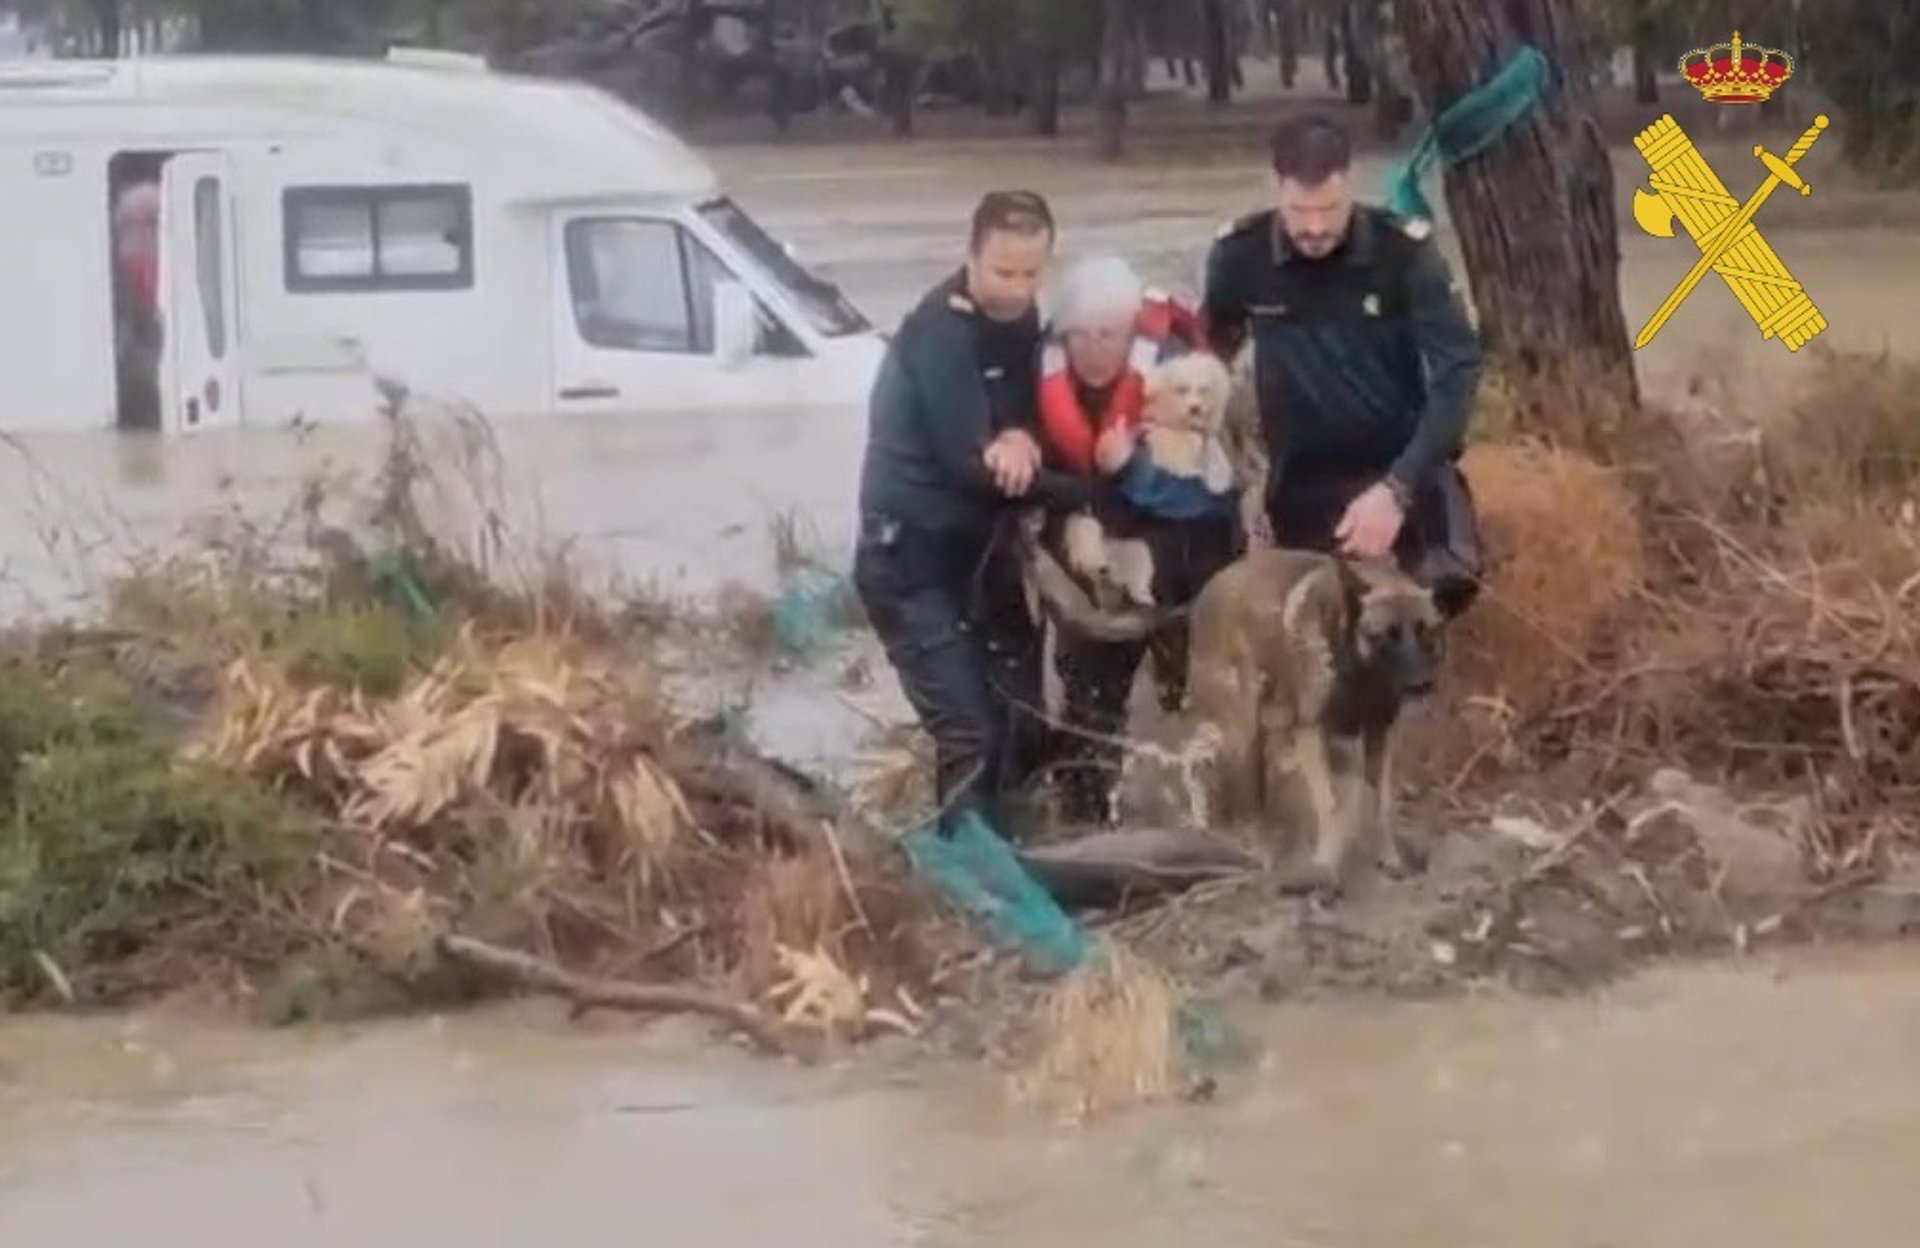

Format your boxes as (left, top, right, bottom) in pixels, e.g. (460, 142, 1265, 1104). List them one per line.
(0, 656, 309, 1004)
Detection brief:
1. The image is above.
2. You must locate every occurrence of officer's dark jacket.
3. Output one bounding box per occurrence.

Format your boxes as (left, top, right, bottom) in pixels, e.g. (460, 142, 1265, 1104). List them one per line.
(858, 270, 1094, 534)
(1202, 205, 1481, 491)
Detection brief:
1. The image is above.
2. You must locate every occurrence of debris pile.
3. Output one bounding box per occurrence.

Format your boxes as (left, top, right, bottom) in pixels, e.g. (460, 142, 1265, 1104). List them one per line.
(189, 623, 947, 1055)
(1414, 349, 1920, 862)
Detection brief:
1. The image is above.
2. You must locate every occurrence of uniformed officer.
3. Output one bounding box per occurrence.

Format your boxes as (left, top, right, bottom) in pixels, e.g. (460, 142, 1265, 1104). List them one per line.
(1203, 113, 1485, 615)
(854, 190, 1101, 838)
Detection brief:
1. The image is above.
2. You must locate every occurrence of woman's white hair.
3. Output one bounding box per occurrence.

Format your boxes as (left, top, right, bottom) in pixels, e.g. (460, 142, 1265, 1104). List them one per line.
(1046, 254, 1145, 332)
(113, 180, 160, 230)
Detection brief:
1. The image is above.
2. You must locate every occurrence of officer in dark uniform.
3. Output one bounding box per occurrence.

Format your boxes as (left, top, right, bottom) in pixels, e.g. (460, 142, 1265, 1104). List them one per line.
(1203, 113, 1484, 614)
(854, 190, 1103, 838)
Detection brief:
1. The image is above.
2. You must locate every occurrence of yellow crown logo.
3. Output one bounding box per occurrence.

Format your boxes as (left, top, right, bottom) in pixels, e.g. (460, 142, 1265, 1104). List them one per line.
(1680, 30, 1792, 104)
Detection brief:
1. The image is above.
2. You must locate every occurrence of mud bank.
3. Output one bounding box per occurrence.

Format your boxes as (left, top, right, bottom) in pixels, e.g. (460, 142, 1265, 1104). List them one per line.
(860, 763, 1920, 1070)
(1115, 792, 1919, 1008)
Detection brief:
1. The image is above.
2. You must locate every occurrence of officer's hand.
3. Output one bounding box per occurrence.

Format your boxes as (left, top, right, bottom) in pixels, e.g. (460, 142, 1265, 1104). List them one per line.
(984, 429, 1041, 497)
(1241, 493, 1274, 549)
(1335, 482, 1406, 559)
(1093, 426, 1138, 476)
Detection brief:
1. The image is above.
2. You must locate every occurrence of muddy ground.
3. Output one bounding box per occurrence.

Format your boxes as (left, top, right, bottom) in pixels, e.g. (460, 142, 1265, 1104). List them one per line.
(909, 773, 1920, 1062)
(711, 622, 1920, 1062)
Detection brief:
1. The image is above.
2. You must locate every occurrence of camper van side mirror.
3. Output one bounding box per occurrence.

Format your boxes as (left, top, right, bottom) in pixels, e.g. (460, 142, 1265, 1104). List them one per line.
(713, 280, 757, 370)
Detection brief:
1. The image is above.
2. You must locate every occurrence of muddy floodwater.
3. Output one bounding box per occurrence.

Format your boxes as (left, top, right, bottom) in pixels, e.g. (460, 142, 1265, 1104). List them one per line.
(2, 135, 1915, 617)
(5, 131, 1920, 1241)
(5, 946, 1920, 1245)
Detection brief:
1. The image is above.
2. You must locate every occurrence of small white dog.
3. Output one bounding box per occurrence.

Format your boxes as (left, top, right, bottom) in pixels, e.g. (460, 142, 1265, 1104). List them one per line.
(1063, 352, 1237, 608)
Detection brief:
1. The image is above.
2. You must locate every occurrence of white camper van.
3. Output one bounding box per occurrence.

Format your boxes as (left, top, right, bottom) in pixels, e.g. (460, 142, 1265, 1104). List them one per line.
(0, 48, 884, 433)
(0, 50, 888, 601)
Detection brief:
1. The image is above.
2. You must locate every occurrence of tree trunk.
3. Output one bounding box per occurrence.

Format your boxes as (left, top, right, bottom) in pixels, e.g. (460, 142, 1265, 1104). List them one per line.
(1096, 0, 1133, 162)
(679, 0, 709, 125)
(1629, 0, 1659, 105)
(1031, 47, 1063, 136)
(887, 58, 916, 137)
(1340, 3, 1372, 104)
(91, 0, 121, 56)
(1356, 2, 1404, 138)
(1127, 30, 1149, 96)
(1394, 0, 1639, 435)
(1202, 0, 1233, 104)
(1321, 11, 1342, 90)
(1276, 0, 1299, 88)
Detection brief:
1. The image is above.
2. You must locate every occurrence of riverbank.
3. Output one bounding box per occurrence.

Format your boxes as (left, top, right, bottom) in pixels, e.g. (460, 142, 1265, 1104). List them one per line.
(4, 344, 1919, 1116)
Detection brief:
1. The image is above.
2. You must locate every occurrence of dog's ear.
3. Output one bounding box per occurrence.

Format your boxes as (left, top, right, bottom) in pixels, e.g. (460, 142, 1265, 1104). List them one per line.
(1322, 556, 1367, 661)
(1331, 554, 1368, 619)
(1344, 555, 1407, 594)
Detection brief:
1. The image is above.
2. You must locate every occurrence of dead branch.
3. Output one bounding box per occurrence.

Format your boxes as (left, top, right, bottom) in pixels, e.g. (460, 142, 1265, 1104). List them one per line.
(437, 933, 821, 1063)
(670, 750, 834, 848)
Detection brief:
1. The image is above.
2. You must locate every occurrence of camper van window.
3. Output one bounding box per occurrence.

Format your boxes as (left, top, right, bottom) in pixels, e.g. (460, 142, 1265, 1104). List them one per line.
(564, 217, 803, 358)
(193, 177, 227, 359)
(566, 219, 694, 352)
(283, 185, 473, 292)
(696, 198, 868, 338)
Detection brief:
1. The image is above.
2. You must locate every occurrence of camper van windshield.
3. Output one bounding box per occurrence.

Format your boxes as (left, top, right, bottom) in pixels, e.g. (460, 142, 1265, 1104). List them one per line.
(698, 199, 869, 339)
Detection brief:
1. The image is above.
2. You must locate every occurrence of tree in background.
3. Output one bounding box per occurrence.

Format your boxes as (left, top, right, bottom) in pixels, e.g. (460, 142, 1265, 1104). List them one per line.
(1394, 0, 1639, 428)
(1804, 0, 1919, 186)
(1200, 0, 1230, 104)
(1093, 0, 1132, 159)
(40, 0, 1915, 188)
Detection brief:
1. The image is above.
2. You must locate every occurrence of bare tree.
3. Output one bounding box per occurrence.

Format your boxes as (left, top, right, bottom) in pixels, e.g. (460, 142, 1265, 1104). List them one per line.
(1628, 0, 1660, 104)
(1201, 0, 1233, 104)
(88, 0, 121, 54)
(1095, 0, 1132, 160)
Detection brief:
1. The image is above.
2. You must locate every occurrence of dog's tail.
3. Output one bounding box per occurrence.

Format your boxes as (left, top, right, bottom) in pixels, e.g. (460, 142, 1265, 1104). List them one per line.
(1014, 513, 1182, 643)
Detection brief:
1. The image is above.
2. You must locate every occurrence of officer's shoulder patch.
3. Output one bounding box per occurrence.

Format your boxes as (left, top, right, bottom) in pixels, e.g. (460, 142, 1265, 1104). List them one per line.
(946, 291, 975, 314)
(1395, 215, 1434, 242)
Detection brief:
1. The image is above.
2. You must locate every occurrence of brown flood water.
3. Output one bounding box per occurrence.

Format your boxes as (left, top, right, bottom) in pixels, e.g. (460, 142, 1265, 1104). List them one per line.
(6, 945, 1920, 1246)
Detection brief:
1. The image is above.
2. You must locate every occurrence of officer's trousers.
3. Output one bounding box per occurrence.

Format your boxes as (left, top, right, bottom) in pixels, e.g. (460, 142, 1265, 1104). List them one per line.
(1268, 462, 1484, 618)
(853, 514, 1046, 837)
(1050, 509, 1243, 824)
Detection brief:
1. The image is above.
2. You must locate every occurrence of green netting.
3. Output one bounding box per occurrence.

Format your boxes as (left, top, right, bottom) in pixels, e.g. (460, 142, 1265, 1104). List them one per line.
(368, 551, 437, 621)
(903, 810, 1092, 975)
(903, 810, 1245, 1076)
(1383, 44, 1551, 222)
(771, 566, 855, 659)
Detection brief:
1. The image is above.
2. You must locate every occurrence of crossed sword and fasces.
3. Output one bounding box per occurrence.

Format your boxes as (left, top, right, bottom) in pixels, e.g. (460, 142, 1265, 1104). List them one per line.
(1631, 113, 1830, 351)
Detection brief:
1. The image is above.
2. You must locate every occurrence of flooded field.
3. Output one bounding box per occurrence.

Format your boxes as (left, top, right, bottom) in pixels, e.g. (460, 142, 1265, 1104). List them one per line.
(2, 131, 1914, 619)
(7, 945, 1920, 1246)
(4, 125, 1920, 1242)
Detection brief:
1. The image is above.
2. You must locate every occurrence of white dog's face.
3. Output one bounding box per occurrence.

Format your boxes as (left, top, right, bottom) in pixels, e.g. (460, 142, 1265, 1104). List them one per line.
(1143, 353, 1233, 436)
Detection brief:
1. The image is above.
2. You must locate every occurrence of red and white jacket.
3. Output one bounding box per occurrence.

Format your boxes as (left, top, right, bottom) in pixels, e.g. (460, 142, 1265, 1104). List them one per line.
(1037, 288, 1208, 476)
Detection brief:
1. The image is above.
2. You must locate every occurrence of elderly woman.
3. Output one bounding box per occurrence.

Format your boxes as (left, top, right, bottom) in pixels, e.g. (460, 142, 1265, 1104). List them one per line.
(1036, 255, 1239, 826)
(112, 181, 164, 431)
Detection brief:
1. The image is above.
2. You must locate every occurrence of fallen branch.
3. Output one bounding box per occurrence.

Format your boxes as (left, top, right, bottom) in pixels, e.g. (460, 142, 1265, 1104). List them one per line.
(437, 933, 821, 1063)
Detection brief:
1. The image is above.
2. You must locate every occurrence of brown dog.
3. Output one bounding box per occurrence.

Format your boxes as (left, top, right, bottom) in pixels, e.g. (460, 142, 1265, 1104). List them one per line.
(1186, 547, 1442, 892)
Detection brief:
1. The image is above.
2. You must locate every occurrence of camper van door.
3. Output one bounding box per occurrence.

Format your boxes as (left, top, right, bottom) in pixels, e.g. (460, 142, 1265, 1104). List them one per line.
(549, 212, 809, 413)
(157, 153, 239, 432)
